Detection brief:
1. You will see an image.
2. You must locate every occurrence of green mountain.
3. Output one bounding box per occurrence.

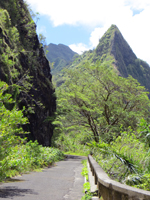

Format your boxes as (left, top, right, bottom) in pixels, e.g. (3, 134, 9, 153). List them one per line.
(0, 0, 56, 146)
(57, 25, 150, 93)
(93, 25, 150, 91)
(46, 43, 78, 76)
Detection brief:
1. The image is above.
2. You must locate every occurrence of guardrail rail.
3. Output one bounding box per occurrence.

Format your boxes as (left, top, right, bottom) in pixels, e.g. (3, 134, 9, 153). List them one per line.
(88, 154, 150, 200)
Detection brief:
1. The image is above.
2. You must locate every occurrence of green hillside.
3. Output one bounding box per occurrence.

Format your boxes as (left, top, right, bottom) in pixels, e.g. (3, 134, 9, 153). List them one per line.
(54, 25, 150, 94)
(46, 43, 78, 76)
(53, 25, 150, 192)
(93, 25, 150, 91)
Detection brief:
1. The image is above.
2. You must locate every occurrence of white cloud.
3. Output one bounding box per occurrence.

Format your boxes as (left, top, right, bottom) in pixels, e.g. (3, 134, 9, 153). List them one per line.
(69, 43, 89, 54)
(26, 0, 129, 27)
(125, 0, 150, 9)
(26, 0, 150, 65)
(115, 6, 150, 64)
(89, 25, 111, 48)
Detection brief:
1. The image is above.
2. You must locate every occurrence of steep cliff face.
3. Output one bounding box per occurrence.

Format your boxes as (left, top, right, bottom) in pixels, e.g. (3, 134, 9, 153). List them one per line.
(0, 0, 56, 146)
(94, 25, 137, 76)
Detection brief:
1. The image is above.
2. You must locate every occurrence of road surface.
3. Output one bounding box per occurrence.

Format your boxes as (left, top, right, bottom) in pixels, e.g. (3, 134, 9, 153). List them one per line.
(0, 155, 86, 200)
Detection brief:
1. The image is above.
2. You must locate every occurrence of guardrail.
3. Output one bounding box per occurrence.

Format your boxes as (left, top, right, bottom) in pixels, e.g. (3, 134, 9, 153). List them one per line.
(88, 155, 150, 200)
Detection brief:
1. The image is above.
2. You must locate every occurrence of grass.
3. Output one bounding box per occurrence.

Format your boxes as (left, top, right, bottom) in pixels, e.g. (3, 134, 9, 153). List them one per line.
(81, 160, 93, 200)
(0, 140, 65, 182)
(63, 151, 89, 157)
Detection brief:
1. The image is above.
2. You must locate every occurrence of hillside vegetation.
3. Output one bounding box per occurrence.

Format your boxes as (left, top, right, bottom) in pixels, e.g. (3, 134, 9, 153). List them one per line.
(1, 0, 150, 191)
(46, 43, 77, 85)
(54, 25, 150, 96)
(0, 0, 56, 146)
(0, 0, 65, 182)
(52, 25, 150, 191)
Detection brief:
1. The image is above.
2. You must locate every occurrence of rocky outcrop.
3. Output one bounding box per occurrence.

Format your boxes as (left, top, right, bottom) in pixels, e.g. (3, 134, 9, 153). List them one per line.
(0, 0, 56, 146)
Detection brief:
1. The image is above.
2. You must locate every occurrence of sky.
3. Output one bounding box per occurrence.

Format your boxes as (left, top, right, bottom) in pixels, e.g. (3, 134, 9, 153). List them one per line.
(26, 0, 150, 65)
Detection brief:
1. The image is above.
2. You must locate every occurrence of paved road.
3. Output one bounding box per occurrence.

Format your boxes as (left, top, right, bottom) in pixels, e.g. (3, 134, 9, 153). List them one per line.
(0, 155, 86, 200)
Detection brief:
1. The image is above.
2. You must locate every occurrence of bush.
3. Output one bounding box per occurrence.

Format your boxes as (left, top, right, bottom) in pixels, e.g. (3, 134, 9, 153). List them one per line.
(4, 140, 65, 180)
(89, 126, 150, 190)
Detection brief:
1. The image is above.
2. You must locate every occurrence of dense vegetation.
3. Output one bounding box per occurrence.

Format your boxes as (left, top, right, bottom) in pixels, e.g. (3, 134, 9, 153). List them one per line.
(53, 25, 150, 98)
(50, 26, 150, 192)
(0, 0, 56, 146)
(1, 0, 150, 193)
(53, 60, 150, 191)
(0, 81, 64, 181)
(0, 0, 63, 182)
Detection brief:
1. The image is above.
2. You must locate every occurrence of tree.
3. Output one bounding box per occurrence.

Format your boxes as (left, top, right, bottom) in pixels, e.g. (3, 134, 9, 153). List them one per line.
(54, 61, 150, 143)
(0, 81, 28, 178)
(39, 33, 47, 46)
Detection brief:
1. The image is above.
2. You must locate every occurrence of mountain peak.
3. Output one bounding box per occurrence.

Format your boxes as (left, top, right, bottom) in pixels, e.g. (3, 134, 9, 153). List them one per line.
(46, 43, 78, 76)
(94, 24, 137, 77)
(46, 43, 77, 62)
(46, 25, 150, 95)
(109, 24, 119, 31)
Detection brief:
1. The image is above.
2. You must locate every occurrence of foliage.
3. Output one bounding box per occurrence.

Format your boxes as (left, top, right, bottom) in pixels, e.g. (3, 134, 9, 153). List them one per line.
(137, 118, 150, 147)
(0, 0, 56, 146)
(39, 33, 47, 46)
(0, 81, 28, 180)
(4, 141, 64, 180)
(89, 122, 150, 191)
(81, 160, 92, 200)
(53, 61, 150, 143)
(0, 81, 63, 181)
(81, 160, 88, 181)
(26, 2, 40, 24)
(126, 173, 150, 191)
(81, 182, 92, 200)
(0, 4, 39, 110)
(53, 59, 150, 191)
(52, 131, 90, 156)
(52, 24, 150, 100)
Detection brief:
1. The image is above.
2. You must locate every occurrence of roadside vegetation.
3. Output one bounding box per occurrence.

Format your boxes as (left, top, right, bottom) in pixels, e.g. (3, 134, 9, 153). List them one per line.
(0, 81, 64, 181)
(1, 1, 150, 188)
(81, 160, 93, 200)
(3, 140, 64, 181)
(53, 60, 150, 191)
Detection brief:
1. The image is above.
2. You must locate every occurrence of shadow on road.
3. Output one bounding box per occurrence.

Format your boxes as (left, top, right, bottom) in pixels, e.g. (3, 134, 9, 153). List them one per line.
(64, 155, 86, 161)
(0, 186, 38, 198)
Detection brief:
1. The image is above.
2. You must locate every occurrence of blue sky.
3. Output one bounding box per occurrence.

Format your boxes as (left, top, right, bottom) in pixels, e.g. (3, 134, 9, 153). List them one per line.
(26, 0, 150, 65)
(36, 15, 91, 46)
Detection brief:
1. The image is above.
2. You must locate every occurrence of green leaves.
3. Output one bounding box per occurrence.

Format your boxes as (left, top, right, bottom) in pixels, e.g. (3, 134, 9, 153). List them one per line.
(3, 141, 64, 180)
(53, 61, 150, 191)
(54, 61, 150, 143)
(0, 81, 28, 179)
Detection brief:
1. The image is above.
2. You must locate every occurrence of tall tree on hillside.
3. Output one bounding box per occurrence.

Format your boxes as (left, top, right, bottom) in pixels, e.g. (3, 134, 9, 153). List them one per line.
(54, 61, 150, 143)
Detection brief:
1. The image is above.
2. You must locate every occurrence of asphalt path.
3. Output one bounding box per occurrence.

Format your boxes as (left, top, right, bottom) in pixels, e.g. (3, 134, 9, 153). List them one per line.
(0, 155, 86, 200)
